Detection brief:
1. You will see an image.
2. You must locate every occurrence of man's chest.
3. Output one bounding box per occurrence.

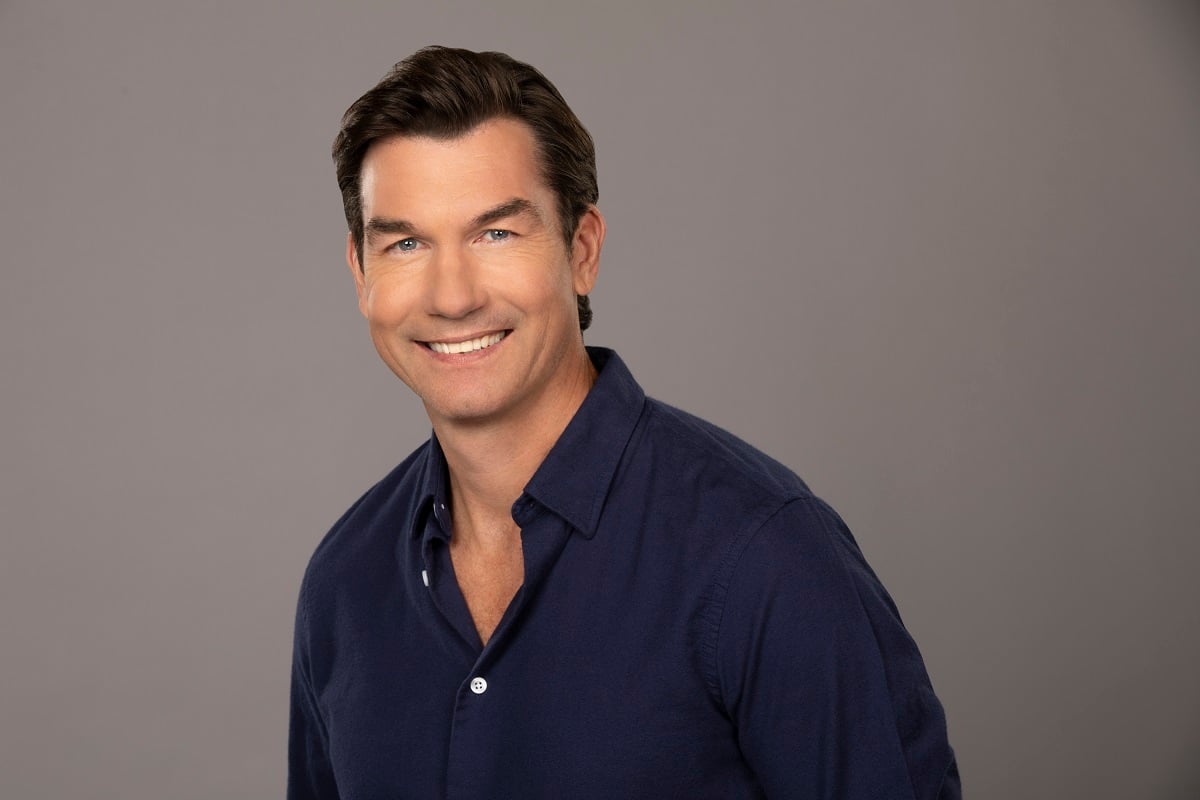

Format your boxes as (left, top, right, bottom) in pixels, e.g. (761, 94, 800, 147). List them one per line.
(449, 538, 524, 646)
(320, 605, 754, 799)
(315, 524, 759, 799)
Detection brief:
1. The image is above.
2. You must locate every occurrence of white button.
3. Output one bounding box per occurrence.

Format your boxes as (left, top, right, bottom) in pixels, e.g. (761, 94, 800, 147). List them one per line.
(470, 677, 487, 694)
(421, 569, 429, 587)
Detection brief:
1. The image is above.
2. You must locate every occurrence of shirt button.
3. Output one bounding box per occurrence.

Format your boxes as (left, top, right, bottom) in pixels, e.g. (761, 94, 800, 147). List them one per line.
(470, 677, 488, 695)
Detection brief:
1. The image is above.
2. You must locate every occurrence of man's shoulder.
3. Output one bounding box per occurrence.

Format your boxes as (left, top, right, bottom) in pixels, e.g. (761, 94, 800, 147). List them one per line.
(300, 439, 432, 590)
(585, 348, 818, 525)
(636, 396, 816, 508)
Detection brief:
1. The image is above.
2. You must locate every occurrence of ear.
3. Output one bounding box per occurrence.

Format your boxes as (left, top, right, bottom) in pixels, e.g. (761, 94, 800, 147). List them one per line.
(569, 205, 605, 296)
(345, 232, 368, 317)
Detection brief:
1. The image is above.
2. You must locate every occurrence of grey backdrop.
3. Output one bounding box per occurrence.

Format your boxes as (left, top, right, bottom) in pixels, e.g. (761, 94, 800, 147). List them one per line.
(3, 1, 1198, 798)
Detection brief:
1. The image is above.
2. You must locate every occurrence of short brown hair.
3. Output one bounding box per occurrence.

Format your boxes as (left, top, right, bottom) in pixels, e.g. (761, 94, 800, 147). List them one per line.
(333, 46, 598, 331)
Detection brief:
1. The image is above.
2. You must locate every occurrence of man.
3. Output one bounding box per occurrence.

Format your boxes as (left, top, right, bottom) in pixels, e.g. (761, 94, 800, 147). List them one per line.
(290, 46, 959, 799)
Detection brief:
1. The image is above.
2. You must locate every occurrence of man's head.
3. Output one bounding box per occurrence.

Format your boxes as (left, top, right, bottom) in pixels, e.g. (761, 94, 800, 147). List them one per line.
(333, 46, 598, 330)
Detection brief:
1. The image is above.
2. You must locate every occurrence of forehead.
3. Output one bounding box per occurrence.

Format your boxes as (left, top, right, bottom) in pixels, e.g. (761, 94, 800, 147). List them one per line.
(359, 118, 550, 222)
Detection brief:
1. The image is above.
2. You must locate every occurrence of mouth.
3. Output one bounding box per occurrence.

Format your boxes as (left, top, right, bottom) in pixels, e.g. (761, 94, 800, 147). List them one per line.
(423, 331, 508, 355)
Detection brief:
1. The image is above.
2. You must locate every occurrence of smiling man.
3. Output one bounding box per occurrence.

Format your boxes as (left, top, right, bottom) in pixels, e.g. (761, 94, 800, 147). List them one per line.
(289, 47, 959, 799)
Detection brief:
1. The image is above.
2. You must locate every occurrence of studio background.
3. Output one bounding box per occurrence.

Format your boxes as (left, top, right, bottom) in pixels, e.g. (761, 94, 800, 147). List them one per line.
(2, 1, 1197, 798)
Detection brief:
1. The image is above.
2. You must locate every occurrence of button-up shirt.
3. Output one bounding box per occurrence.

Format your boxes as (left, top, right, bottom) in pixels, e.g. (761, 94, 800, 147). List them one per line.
(289, 348, 959, 799)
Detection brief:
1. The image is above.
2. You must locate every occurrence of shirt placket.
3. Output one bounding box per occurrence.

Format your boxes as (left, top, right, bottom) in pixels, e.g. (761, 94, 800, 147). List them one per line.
(441, 493, 574, 800)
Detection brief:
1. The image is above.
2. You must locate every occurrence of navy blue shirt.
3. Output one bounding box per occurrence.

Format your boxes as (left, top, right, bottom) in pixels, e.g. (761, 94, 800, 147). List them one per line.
(289, 348, 959, 799)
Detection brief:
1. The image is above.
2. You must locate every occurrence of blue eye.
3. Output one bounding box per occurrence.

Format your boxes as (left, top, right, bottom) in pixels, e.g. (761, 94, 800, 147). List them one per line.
(484, 230, 511, 242)
(392, 238, 418, 252)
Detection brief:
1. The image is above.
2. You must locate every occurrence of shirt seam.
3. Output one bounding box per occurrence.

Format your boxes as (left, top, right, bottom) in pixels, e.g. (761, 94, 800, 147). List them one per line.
(292, 578, 338, 799)
(699, 495, 803, 707)
(296, 582, 333, 746)
(716, 495, 922, 798)
(811, 501, 923, 800)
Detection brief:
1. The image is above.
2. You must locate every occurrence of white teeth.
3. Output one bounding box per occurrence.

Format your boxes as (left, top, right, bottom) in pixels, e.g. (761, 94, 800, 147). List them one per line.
(428, 331, 506, 355)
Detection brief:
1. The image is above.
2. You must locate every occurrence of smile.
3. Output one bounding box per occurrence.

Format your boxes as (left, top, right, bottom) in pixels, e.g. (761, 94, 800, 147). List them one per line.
(425, 331, 508, 355)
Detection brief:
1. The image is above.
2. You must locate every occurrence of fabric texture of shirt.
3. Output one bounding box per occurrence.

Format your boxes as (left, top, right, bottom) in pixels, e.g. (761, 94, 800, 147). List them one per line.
(289, 347, 960, 799)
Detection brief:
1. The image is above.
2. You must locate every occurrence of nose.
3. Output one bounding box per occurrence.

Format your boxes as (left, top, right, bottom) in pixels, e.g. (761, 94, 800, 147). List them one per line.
(425, 246, 485, 319)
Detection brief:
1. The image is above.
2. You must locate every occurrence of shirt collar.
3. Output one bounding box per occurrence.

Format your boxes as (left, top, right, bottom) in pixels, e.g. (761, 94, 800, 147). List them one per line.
(408, 434, 450, 543)
(524, 347, 645, 539)
(407, 347, 646, 542)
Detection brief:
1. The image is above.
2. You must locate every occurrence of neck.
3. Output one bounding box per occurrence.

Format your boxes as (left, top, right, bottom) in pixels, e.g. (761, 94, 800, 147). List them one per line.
(432, 350, 597, 545)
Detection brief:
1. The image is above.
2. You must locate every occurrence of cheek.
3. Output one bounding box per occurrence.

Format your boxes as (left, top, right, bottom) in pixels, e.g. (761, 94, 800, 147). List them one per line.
(512, 273, 576, 326)
(362, 277, 417, 326)
(502, 255, 576, 301)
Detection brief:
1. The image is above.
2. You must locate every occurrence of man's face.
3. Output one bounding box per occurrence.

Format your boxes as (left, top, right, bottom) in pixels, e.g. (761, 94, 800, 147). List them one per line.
(348, 118, 603, 428)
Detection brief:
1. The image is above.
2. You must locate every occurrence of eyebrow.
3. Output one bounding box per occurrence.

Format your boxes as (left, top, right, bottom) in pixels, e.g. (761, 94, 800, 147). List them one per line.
(364, 197, 544, 244)
(469, 197, 542, 229)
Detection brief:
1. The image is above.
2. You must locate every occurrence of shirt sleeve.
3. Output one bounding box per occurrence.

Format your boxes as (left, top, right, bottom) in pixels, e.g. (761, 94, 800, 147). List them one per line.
(714, 497, 960, 799)
(288, 588, 340, 800)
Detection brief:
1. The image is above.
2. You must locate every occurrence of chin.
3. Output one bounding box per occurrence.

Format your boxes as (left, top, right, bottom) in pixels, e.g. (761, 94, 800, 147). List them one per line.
(423, 392, 509, 426)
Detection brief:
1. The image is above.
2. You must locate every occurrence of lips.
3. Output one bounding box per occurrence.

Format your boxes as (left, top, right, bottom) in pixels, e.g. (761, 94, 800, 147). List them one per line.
(425, 331, 507, 355)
